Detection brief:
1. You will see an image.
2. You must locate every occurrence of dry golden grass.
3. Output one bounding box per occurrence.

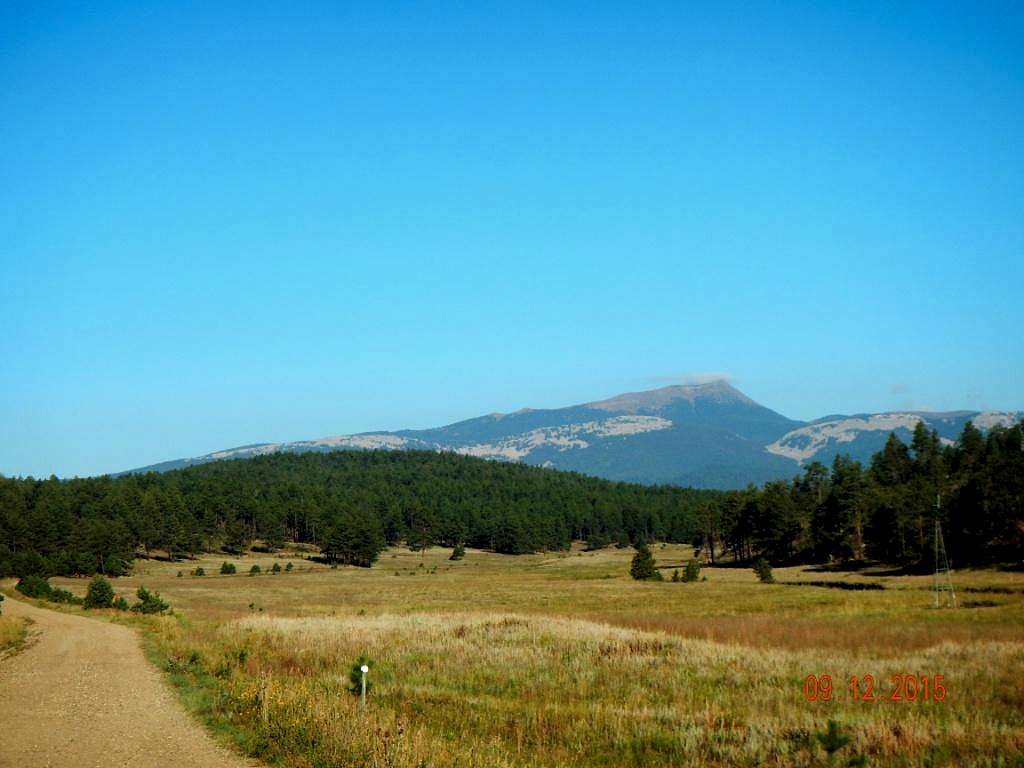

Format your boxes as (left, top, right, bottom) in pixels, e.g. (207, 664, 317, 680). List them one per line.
(0, 613, 28, 655)
(53, 544, 1024, 766)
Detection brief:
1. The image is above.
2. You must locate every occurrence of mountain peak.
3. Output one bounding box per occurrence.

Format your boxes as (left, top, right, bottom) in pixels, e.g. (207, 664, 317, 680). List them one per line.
(586, 380, 755, 413)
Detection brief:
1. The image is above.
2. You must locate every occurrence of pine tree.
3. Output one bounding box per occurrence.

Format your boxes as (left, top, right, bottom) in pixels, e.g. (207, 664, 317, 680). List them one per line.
(629, 543, 661, 581)
(753, 558, 774, 584)
(83, 574, 114, 609)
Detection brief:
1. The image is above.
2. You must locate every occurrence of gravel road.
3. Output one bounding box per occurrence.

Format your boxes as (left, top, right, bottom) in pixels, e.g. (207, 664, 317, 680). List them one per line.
(0, 594, 253, 768)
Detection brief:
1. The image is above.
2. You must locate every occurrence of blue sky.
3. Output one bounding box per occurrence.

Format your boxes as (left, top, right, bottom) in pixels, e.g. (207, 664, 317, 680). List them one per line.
(2, 1, 1022, 477)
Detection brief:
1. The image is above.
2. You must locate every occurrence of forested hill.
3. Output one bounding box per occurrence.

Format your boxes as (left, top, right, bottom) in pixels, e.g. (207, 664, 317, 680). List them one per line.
(0, 451, 717, 577)
(2, 417, 1020, 579)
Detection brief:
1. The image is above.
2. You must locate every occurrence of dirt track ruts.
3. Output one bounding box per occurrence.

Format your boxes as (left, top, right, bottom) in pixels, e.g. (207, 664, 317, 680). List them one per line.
(0, 593, 252, 768)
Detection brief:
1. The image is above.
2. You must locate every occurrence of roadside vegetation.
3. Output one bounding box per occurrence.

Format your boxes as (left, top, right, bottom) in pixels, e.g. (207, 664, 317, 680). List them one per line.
(0, 592, 29, 655)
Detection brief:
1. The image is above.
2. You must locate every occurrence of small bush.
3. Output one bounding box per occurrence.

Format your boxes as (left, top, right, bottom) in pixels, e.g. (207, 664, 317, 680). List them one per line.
(450, 543, 466, 561)
(816, 719, 851, 756)
(83, 575, 114, 609)
(271, 562, 282, 573)
(285, 562, 294, 572)
(16, 575, 52, 600)
(50, 586, 82, 605)
(132, 586, 170, 614)
(193, 567, 205, 577)
(113, 595, 130, 611)
(671, 569, 681, 582)
(684, 559, 701, 582)
(754, 558, 775, 584)
(348, 655, 374, 697)
(176, 570, 184, 578)
(220, 562, 237, 575)
(249, 564, 261, 576)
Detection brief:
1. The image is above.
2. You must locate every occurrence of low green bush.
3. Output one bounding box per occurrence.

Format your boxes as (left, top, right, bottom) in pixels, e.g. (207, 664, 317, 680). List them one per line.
(83, 575, 114, 609)
(220, 562, 237, 575)
(16, 575, 52, 599)
(132, 586, 170, 614)
(49, 586, 82, 605)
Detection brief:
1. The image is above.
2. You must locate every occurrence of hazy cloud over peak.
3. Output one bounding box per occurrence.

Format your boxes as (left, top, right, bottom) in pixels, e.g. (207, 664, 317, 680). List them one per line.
(653, 372, 735, 386)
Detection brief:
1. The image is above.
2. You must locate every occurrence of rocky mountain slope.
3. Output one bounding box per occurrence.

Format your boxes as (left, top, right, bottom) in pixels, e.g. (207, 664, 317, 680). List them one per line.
(122, 382, 1021, 489)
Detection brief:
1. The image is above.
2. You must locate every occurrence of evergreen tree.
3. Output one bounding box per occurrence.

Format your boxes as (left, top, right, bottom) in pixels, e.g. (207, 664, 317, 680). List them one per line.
(629, 543, 661, 581)
(83, 574, 114, 609)
(753, 558, 774, 584)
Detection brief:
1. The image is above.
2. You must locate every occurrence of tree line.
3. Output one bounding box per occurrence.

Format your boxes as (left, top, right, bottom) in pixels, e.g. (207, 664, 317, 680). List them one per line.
(694, 420, 1023, 569)
(1, 418, 1020, 579)
(0, 450, 715, 577)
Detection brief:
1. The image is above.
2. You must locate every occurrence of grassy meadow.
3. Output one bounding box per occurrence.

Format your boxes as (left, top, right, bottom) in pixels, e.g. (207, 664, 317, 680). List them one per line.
(48, 544, 1024, 766)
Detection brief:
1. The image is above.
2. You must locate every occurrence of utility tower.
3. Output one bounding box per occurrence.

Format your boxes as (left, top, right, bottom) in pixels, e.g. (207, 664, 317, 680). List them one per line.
(933, 495, 957, 609)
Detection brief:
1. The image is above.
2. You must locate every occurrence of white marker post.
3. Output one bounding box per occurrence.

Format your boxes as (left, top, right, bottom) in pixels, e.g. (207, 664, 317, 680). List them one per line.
(360, 664, 369, 708)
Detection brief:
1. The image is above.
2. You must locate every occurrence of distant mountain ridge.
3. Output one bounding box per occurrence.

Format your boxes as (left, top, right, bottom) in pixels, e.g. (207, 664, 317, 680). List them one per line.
(121, 381, 1021, 489)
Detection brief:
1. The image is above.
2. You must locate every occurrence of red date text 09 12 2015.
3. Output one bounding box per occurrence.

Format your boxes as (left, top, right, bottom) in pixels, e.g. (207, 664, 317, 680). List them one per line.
(802, 674, 947, 703)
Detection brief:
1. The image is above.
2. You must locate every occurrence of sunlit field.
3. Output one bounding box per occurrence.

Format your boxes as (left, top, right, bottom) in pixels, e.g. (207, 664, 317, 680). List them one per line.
(51, 544, 1024, 766)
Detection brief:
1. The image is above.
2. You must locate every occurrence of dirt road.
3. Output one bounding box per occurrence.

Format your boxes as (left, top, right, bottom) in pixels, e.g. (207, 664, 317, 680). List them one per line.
(0, 594, 252, 768)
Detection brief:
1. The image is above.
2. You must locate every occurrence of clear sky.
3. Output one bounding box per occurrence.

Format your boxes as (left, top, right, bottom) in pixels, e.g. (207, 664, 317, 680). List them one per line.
(2, 1, 1022, 478)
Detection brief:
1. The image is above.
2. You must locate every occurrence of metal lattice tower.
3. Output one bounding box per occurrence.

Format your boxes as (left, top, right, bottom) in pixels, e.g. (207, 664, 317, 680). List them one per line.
(933, 496, 957, 609)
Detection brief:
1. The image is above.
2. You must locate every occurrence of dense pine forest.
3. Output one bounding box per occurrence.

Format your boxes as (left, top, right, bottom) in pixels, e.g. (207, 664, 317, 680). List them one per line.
(0, 451, 714, 577)
(0, 418, 1021, 579)
(697, 420, 1024, 569)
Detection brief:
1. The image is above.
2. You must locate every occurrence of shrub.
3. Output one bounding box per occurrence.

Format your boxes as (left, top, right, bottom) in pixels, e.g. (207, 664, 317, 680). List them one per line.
(271, 562, 282, 574)
(16, 575, 52, 600)
(348, 655, 374, 697)
(132, 586, 170, 614)
(83, 575, 114, 609)
(684, 559, 701, 583)
(629, 543, 662, 581)
(249, 564, 261, 576)
(285, 562, 294, 572)
(193, 567, 205, 577)
(754, 558, 775, 584)
(103, 556, 128, 577)
(0, 592, 4, 615)
(50, 586, 82, 605)
(671, 569, 681, 582)
(816, 719, 852, 757)
(113, 595, 130, 610)
(176, 570, 184, 578)
(450, 542, 466, 561)
(220, 562, 237, 575)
